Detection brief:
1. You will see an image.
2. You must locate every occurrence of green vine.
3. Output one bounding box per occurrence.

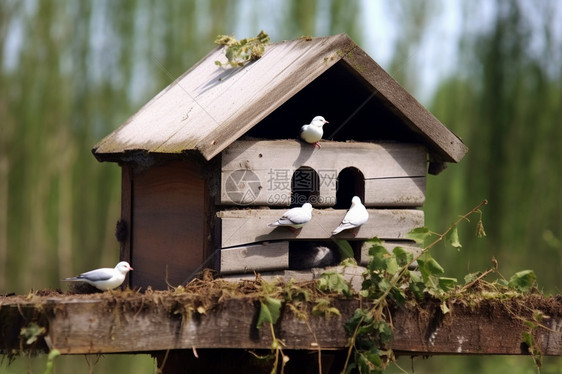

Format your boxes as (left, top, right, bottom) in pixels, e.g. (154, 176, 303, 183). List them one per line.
(339, 199, 544, 373)
(253, 200, 543, 373)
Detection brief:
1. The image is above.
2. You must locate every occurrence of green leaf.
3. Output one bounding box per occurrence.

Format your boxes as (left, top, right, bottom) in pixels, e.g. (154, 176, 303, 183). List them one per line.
(409, 281, 425, 300)
(368, 241, 389, 272)
(423, 257, 445, 275)
(418, 256, 445, 285)
(464, 271, 480, 284)
(333, 239, 355, 260)
(345, 308, 371, 335)
(365, 237, 384, 247)
(384, 256, 400, 275)
(508, 270, 537, 293)
(377, 278, 392, 292)
(438, 277, 458, 291)
(317, 271, 351, 297)
(497, 279, 509, 287)
(389, 287, 406, 306)
(406, 227, 432, 245)
(340, 257, 358, 267)
(392, 246, 413, 267)
(256, 297, 282, 329)
(376, 320, 394, 344)
(312, 298, 341, 318)
(214, 31, 270, 67)
(20, 322, 46, 345)
(447, 226, 462, 250)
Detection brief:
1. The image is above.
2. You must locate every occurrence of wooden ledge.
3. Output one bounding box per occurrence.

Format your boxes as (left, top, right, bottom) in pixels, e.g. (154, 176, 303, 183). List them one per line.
(1, 289, 561, 356)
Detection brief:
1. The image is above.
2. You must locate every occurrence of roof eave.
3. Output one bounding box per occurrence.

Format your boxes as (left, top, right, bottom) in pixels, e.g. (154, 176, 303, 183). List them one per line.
(339, 46, 467, 163)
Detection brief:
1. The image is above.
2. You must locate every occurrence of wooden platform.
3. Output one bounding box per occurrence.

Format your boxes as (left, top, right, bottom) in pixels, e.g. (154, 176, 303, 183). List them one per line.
(1, 286, 561, 357)
(217, 208, 423, 248)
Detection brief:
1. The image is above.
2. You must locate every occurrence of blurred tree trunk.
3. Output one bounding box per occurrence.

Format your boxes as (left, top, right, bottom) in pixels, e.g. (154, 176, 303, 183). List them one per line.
(427, 0, 562, 290)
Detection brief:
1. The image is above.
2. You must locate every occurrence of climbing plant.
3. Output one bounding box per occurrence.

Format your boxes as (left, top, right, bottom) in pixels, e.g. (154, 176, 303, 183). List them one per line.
(255, 200, 543, 374)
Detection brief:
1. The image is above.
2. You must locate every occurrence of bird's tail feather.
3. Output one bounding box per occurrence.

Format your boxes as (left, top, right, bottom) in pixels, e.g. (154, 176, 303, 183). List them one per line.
(331, 226, 344, 235)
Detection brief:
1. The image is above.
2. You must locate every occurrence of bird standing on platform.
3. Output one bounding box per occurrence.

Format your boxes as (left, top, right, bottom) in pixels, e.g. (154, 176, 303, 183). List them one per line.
(62, 261, 133, 291)
(300, 116, 329, 148)
(332, 196, 369, 236)
(268, 203, 313, 231)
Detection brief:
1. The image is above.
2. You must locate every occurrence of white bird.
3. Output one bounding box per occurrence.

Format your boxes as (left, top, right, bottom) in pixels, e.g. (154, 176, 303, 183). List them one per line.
(268, 203, 313, 231)
(63, 261, 133, 291)
(332, 196, 369, 236)
(300, 116, 329, 148)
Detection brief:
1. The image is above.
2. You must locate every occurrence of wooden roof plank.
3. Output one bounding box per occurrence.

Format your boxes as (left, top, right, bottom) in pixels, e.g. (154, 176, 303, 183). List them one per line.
(196, 35, 355, 160)
(92, 34, 467, 164)
(340, 46, 468, 163)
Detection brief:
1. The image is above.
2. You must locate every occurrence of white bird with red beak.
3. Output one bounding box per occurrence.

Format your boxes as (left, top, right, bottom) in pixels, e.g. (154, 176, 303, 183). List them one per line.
(63, 261, 133, 291)
(300, 116, 329, 148)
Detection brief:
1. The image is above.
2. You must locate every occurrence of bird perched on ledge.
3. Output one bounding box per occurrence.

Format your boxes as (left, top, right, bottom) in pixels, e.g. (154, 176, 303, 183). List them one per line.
(63, 261, 133, 291)
(332, 196, 369, 236)
(300, 115, 329, 148)
(268, 203, 313, 232)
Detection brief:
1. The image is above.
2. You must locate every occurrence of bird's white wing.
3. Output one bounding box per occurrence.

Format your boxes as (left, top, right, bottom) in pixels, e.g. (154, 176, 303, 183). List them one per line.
(332, 205, 369, 235)
(75, 268, 114, 282)
(283, 207, 311, 225)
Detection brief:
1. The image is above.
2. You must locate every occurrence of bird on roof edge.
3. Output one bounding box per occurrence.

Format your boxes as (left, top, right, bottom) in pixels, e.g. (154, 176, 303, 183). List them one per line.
(62, 261, 133, 291)
(268, 203, 313, 232)
(300, 116, 329, 148)
(332, 196, 369, 236)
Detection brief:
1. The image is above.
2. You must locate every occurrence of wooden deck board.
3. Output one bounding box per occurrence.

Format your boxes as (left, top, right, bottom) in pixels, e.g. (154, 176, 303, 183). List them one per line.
(1, 290, 561, 356)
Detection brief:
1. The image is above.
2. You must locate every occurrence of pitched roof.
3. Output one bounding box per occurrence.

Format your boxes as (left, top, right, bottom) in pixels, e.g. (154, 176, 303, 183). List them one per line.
(93, 34, 467, 164)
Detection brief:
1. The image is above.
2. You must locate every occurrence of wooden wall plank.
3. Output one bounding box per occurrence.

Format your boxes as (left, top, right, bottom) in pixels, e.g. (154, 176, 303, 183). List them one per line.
(132, 160, 207, 289)
(220, 242, 289, 274)
(220, 140, 427, 206)
(217, 209, 424, 248)
(364, 177, 426, 207)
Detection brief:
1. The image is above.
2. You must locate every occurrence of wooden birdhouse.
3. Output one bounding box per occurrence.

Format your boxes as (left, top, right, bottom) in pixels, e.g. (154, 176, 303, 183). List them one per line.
(92, 34, 467, 290)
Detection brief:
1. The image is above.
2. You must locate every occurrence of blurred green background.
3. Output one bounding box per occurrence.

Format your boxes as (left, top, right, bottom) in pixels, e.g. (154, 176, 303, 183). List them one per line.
(1, 0, 561, 372)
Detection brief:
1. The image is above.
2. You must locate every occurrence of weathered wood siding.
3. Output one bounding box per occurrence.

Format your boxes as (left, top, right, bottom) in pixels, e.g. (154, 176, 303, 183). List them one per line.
(220, 140, 426, 207)
(3, 293, 560, 356)
(217, 208, 424, 248)
(220, 242, 289, 274)
(131, 160, 208, 289)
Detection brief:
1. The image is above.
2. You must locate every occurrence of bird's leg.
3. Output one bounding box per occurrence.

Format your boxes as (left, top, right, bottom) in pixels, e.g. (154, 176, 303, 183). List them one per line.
(289, 227, 302, 235)
(313, 142, 321, 149)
